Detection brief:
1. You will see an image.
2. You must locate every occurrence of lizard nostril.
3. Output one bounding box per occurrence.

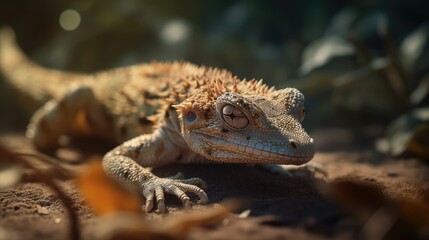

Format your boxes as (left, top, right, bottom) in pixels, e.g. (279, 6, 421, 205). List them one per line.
(290, 140, 297, 149)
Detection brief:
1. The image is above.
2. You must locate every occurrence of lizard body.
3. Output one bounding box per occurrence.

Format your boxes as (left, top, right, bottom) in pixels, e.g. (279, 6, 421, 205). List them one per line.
(0, 28, 315, 212)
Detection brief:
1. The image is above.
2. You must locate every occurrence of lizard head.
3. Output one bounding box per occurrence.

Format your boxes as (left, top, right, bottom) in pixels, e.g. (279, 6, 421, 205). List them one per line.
(176, 87, 315, 165)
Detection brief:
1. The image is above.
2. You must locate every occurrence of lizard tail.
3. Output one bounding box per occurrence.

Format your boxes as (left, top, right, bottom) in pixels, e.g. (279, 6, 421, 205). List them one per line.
(0, 27, 90, 112)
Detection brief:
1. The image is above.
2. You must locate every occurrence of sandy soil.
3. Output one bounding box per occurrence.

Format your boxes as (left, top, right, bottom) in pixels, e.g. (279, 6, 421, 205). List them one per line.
(0, 126, 428, 240)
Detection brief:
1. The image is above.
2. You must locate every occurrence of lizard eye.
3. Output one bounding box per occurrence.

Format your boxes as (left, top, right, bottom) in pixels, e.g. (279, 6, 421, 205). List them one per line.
(221, 104, 249, 129)
(185, 110, 197, 124)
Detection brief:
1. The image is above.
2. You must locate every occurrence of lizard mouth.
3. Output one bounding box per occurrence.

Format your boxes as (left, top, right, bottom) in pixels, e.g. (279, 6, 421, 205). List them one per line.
(193, 132, 314, 165)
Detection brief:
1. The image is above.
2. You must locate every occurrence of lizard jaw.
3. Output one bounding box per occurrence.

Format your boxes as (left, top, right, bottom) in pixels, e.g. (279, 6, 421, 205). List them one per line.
(189, 132, 314, 165)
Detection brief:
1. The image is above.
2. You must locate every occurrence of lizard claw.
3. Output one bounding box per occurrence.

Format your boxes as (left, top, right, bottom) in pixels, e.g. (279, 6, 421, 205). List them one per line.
(144, 199, 154, 212)
(142, 174, 208, 213)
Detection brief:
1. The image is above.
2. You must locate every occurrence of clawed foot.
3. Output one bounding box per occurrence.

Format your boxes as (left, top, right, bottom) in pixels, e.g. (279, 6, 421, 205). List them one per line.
(142, 173, 208, 213)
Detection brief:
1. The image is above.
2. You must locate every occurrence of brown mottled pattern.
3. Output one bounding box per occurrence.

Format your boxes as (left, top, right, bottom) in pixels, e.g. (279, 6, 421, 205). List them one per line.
(0, 27, 314, 212)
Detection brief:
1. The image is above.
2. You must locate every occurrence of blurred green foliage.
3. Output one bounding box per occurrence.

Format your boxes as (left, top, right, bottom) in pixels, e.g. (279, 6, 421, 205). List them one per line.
(0, 0, 348, 77)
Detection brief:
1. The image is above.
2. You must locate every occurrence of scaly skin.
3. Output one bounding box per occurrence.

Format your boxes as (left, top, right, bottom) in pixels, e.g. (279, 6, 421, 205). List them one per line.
(0, 28, 315, 212)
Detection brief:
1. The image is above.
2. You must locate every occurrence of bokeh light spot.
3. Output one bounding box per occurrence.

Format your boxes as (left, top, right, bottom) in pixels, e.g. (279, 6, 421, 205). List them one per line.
(59, 9, 81, 31)
(160, 20, 190, 44)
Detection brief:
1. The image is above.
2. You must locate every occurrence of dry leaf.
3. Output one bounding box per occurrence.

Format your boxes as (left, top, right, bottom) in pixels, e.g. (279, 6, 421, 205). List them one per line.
(400, 22, 429, 79)
(77, 159, 142, 215)
(93, 201, 236, 240)
(377, 107, 429, 159)
(328, 176, 429, 239)
(410, 72, 429, 106)
(163, 201, 236, 236)
(0, 144, 80, 239)
(0, 144, 26, 164)
(300, 36, 355, 75)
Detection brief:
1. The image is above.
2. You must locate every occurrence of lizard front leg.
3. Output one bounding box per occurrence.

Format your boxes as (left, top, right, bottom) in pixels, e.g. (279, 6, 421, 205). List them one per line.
(26, 86, 110, 150)
(102, 128, 208, 213)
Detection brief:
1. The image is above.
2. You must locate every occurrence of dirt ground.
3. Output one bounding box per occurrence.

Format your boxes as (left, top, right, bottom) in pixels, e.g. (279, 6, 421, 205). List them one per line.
(0, 123, 428, 239)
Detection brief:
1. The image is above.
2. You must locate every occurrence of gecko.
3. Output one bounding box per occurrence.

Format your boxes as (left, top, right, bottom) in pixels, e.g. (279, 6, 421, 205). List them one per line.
(0, 28, 315, 213)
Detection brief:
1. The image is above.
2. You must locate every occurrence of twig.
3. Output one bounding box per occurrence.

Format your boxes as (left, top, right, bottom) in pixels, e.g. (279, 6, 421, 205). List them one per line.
(0, 145, 80, 240)
(17, 151, 73, 178)
(347, 33, 373, 65)
(378, 17, 411, 106)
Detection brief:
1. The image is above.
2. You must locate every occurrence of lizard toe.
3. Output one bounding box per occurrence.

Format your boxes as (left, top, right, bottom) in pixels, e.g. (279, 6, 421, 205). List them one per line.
(143, 188, 155, 212)
(143, 175, 208, 212)
(175, 182, 208, 204)
(157, 199, 166, 213)
(177, 177, 207, 189)
(154, 185, 165, 213)
(164, 184, 191, 207)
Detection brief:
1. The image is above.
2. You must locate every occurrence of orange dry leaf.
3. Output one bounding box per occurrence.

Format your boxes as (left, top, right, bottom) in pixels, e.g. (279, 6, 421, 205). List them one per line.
(328, 176, 429, 239)
(93, 202, 237, 240)
(77, 159, 142, 215)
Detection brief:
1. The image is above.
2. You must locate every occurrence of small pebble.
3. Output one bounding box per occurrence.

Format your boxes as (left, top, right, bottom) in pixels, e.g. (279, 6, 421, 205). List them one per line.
(238, 209, 251, 219)
(36, 205, 49, 215)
